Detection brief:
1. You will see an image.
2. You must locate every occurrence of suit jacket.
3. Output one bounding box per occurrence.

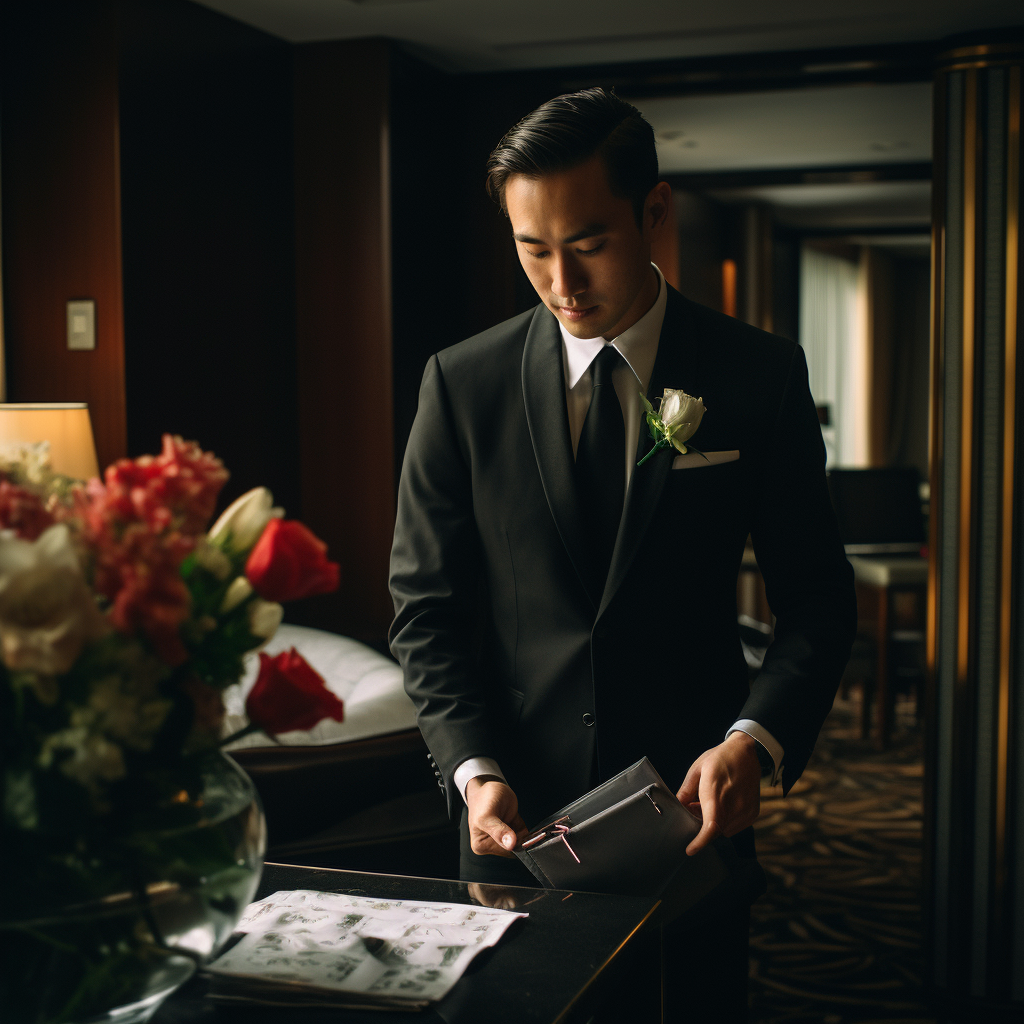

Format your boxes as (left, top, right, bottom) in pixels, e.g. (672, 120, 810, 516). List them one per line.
(389, 286, 857, 827)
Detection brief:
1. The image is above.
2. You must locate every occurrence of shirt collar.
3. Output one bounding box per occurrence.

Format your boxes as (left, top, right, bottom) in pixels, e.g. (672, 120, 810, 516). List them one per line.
(559, 264, 668, 392)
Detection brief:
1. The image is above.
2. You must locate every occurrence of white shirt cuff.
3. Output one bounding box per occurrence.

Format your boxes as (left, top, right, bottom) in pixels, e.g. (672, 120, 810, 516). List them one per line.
(726, 720, 784, 787)
(453, 757, 507, 804)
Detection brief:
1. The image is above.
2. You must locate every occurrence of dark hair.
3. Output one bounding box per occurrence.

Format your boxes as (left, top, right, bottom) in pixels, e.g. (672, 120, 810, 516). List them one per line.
(485, 87, 659, 228)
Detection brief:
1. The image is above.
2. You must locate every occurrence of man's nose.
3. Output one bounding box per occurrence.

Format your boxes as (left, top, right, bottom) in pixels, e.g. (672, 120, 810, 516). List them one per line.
(550, 254, 587, 301)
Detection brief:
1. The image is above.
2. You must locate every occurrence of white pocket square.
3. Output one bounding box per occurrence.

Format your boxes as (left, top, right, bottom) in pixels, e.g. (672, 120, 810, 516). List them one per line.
(672, 449, 740, 470)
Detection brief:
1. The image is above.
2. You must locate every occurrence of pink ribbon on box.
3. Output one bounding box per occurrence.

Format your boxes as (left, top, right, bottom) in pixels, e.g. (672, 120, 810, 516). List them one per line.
(521, 816, 581, 864)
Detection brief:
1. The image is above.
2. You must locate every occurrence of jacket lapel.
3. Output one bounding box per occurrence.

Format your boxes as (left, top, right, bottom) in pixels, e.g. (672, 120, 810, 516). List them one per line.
(521, 305, 599, 609)
(598, 288, 701, 618)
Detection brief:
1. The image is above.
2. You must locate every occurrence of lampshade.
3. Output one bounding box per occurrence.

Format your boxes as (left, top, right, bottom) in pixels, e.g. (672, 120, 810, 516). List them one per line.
(0, 403, 101, 480)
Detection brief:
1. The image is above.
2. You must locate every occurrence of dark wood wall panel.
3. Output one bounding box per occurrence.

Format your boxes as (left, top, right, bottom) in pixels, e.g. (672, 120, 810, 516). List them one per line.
(453, 80, 549, 336)
(388, 50, 461, 483)
(293, 39, 396, 642)
(119, 0, 298, 514)
(1, 0, 127, 471)
(672, 190, 727, 311)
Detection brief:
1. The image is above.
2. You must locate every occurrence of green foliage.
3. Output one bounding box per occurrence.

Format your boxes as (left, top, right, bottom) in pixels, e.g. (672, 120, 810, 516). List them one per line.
(179, 557, 263, 691)
(647, 411, 662, 441)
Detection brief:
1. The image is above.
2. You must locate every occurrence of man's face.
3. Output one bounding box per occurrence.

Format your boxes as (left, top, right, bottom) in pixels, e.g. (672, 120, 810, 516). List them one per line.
(504, 155, 662, 340)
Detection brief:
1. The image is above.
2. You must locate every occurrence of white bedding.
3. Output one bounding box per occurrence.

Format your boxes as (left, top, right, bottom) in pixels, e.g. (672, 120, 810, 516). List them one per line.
(221, 624, 417, 750)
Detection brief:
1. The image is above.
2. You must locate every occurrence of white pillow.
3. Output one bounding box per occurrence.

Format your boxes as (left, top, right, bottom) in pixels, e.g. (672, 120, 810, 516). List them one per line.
(221, 624, 417, 750)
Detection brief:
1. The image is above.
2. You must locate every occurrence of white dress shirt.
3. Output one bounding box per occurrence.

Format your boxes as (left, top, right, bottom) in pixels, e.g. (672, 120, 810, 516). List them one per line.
(454, 265, 784, 802)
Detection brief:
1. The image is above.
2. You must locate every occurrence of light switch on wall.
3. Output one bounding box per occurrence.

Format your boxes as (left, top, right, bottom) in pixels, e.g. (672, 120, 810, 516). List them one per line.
(67, 300, 96, 350)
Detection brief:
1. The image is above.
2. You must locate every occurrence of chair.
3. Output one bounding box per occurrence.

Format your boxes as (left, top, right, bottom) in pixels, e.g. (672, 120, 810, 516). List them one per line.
(826, 466, 925, 555)
(827, 467, 928, 749)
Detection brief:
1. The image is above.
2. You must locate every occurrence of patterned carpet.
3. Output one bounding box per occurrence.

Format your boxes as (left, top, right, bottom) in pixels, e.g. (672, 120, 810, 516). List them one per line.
(749, 690, 935, 1024)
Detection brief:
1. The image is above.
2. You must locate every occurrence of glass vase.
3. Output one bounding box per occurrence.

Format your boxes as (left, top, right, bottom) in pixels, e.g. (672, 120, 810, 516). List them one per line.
(0, 750, 266, 1024)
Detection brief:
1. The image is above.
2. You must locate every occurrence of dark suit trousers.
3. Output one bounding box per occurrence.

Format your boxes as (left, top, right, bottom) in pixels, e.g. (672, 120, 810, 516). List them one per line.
(459, 812, 751, 1024)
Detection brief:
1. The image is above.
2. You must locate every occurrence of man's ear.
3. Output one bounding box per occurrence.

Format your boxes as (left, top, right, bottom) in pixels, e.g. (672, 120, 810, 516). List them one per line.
(645, 181, 673, 234)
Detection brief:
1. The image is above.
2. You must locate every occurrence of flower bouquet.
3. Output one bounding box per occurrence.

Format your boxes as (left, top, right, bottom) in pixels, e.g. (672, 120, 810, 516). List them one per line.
(0, 436, 341, 1024)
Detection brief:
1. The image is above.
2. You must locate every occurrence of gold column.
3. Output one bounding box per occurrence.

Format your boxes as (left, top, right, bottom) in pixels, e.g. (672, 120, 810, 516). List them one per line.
(928, 40, 1024, 1014)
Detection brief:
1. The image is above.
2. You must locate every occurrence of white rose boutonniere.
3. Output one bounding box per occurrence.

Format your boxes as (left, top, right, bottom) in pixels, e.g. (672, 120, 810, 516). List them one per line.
(637, 388, 708, 467)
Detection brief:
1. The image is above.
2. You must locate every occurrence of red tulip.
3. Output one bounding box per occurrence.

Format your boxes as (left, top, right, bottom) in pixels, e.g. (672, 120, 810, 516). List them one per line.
(245, 648, 344, 734)
(245, 519, 339, 603)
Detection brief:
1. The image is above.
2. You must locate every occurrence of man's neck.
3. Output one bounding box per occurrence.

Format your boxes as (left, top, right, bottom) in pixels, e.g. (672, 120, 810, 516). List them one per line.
(602, 264, 661, 342)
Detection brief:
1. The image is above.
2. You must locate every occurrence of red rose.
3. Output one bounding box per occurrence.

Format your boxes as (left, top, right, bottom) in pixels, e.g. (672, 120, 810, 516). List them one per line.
(245, 648, 345, 734)
(244, 519, 339, 603)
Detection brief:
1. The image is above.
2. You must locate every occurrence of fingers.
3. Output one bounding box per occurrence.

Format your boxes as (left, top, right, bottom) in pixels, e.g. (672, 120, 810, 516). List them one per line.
(676, 758, 703, 806)
(466, 779, 524, 857)
(686, 772, 722, 855)
(679, 738, 763, 855)
(686, 814, 722, 856)
(469, 831, 514, 857)
(477, 812, 519, 854)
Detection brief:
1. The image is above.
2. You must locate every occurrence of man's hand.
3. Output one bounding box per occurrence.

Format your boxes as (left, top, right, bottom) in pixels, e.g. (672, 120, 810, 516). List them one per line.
(676, 731, 762, 856)
(466, 776, 529, 857)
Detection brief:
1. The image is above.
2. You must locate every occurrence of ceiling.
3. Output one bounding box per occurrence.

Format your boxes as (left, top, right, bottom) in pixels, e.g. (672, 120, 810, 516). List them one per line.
(637, 81, 932, 238)
(635, 83, 932, 174)
(709, 179, 931, 238)
(842, 233, 931, 259)
(191, 0, 1023, 74)
(189, 0, 973, 241)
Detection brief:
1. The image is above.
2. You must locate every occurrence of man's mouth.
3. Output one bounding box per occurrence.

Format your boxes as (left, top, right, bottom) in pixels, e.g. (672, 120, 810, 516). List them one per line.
(558, 305, 597, 322)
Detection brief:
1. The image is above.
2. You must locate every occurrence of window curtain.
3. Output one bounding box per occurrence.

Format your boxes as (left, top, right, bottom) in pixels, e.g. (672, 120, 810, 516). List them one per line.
(799, 243, 863, 467)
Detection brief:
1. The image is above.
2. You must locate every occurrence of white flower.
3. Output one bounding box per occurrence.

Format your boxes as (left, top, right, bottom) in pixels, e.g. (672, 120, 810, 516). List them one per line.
(658, 390, 705, 453)
(0, 441, 52, 484)
(248, 599, 283, 643)
(207, 487, 283, 555)
(76, 674, 172, 752)
(193, 537, 232, 580)
(0, 524, 108, 674)
(39, 727, 126, 793)
(221, 576, 254, 613)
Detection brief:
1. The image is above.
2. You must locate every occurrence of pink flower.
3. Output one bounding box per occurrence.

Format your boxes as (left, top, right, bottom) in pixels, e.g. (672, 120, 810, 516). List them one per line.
(99, 435, 228, 534)
(74, 436, 228, 665)
(0, 477, 55, 540)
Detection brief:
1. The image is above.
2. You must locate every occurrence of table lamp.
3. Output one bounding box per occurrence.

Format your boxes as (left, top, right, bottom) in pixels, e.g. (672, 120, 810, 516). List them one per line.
(0, 403, 101, 480)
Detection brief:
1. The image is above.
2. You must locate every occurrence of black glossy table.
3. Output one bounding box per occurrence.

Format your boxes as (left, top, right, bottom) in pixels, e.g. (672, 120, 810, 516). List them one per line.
(152, 862, 662, 1024)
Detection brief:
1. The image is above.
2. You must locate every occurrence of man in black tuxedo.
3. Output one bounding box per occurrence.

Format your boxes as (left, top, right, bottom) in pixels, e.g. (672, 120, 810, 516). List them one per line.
(390, 88, 856, 1021)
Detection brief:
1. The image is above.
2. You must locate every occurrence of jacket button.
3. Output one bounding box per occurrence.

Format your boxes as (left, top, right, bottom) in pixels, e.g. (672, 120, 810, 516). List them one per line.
(582, 713, 596, 727)
(437, 779, 445, 788)
(434, 770, 441, 776)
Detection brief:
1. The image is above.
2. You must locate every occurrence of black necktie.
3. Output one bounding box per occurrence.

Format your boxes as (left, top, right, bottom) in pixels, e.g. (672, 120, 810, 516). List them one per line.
(575, 344, 626, 589)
